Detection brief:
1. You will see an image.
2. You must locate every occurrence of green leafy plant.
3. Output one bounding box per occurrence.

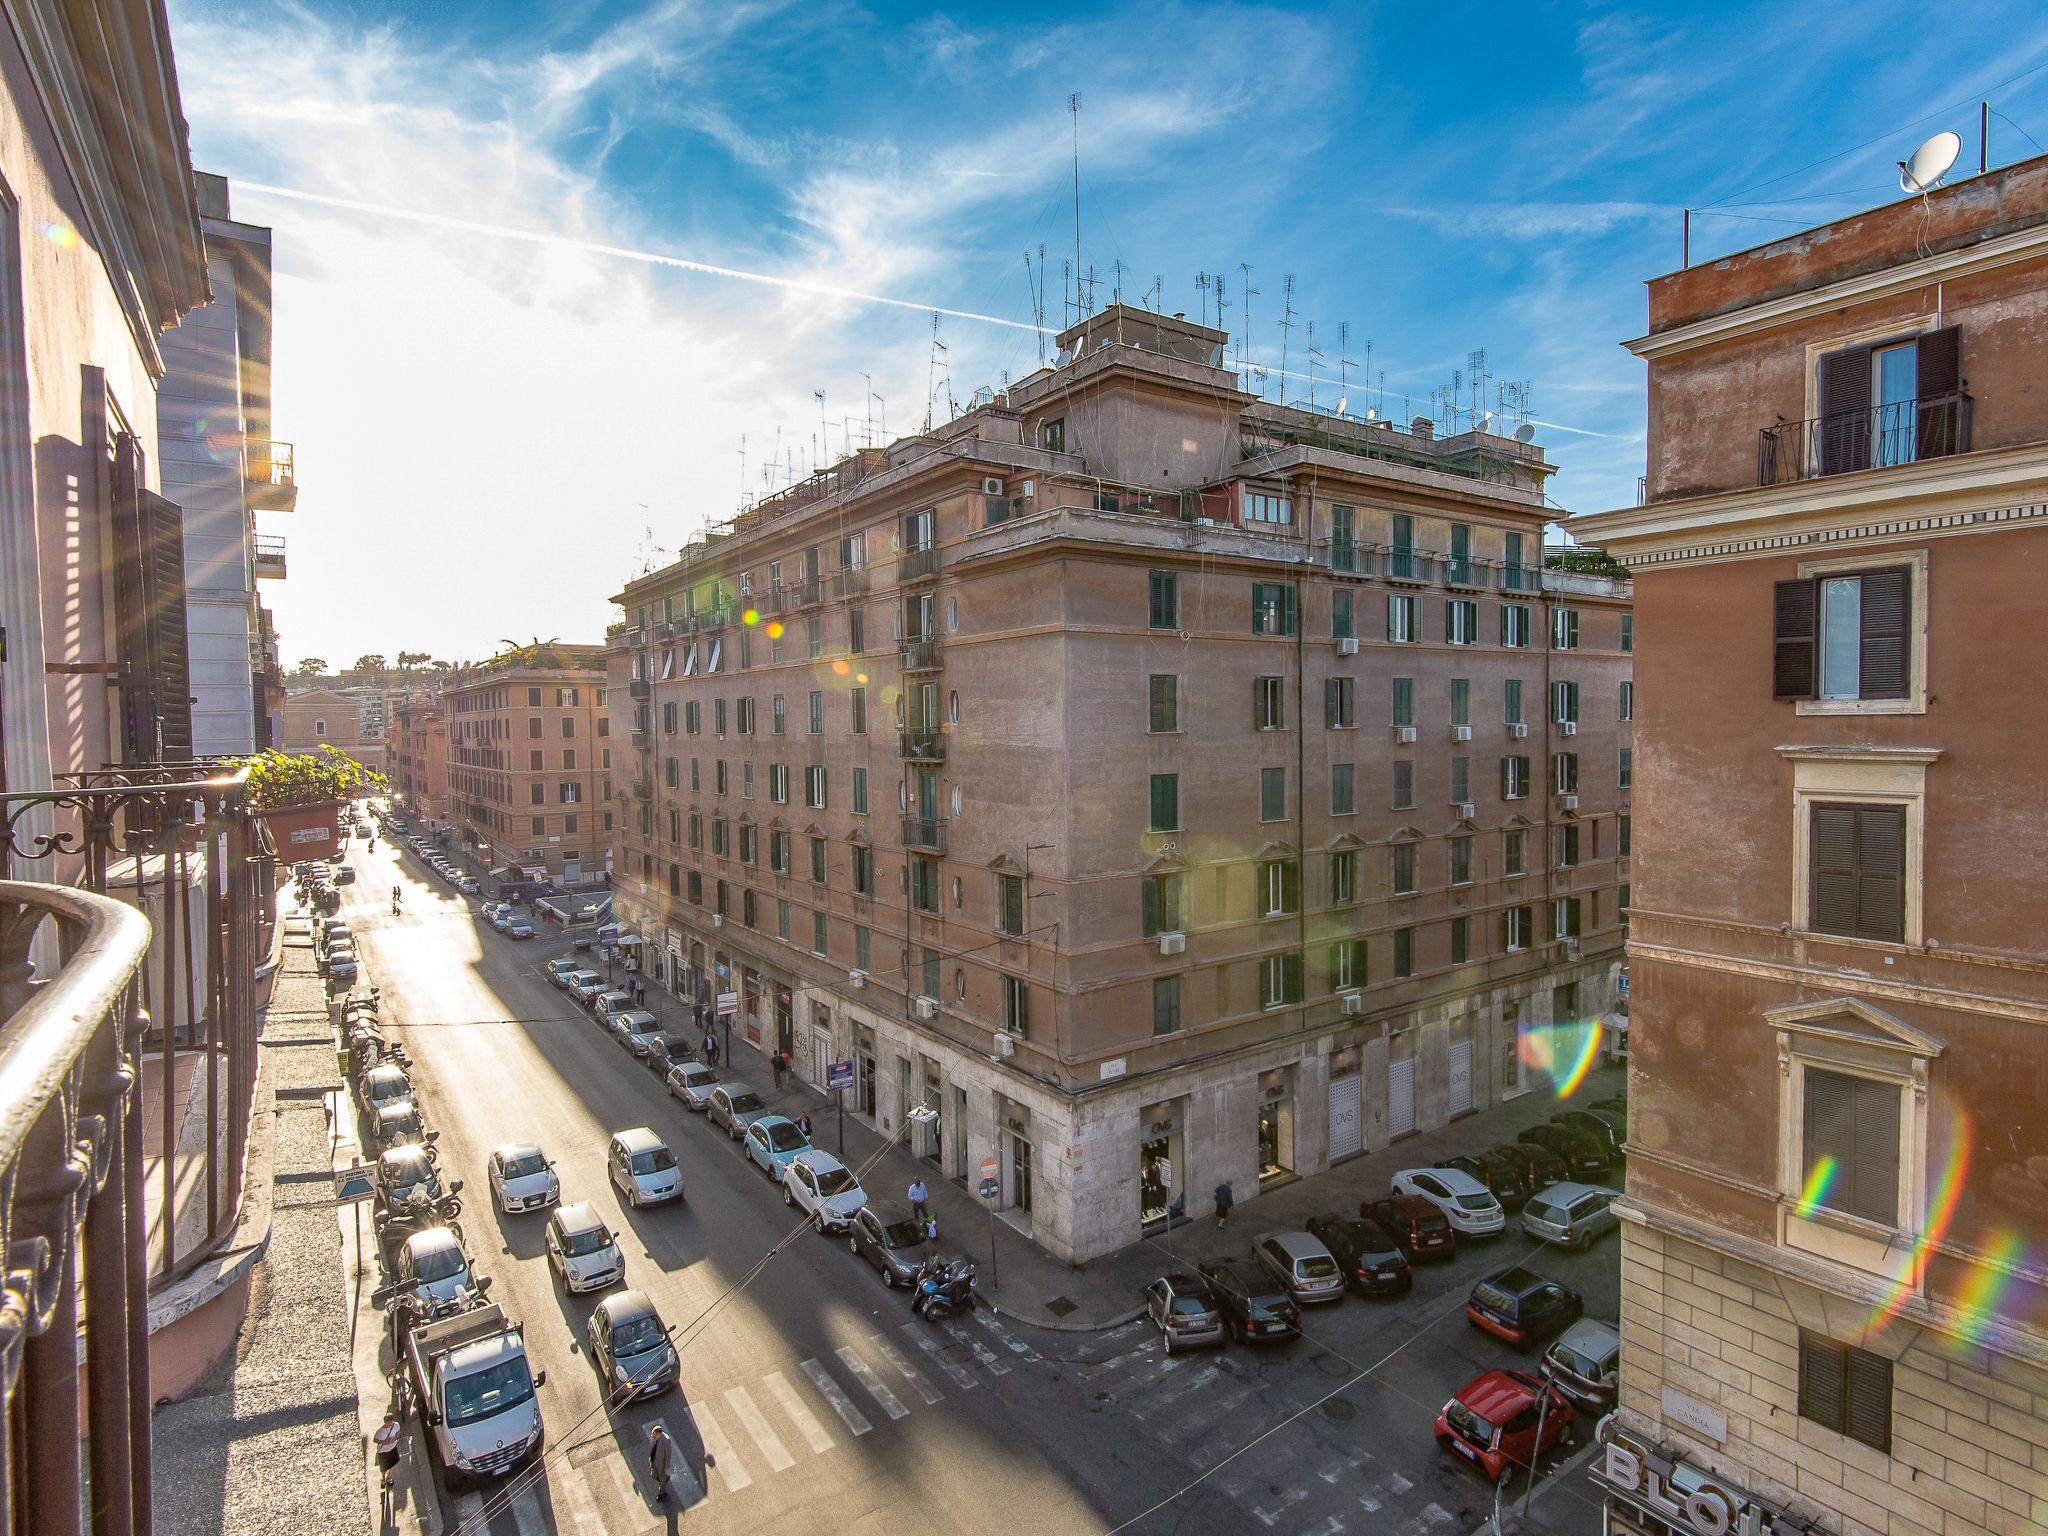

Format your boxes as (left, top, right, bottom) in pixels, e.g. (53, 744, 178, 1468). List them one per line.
(238, 746, 386, 811)
(1543, 545, 1632, 580)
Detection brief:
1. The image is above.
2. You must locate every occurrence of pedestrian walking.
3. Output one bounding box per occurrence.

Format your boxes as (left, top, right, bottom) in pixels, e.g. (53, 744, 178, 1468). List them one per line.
(374, 1410, 402, 1491)
(646, 1423, 675, 1503)
(795, 1111, 812, 1139)
(908, 1177, 929, 1224)
(1213, 1181, 1234, 1229)
(772, 1051, 785, 1089)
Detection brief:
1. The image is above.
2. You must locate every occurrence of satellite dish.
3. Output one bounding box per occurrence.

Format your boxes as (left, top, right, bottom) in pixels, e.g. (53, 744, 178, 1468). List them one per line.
(1515, 423, 1537, 443)
(1899, 131, 1962, 195)
(1335, 395, 1348, 416)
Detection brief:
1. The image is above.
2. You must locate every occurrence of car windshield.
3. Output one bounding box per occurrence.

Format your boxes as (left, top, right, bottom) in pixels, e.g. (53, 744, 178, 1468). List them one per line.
(414, 1246, 467, 1283)
(629, 1148, 676, 1175)
(502, 1153, 547, 1180)
(882, 1219, 927, 1248)
(561, 1225, 613, 1257)
(611, 1315, 667, 1357)
(765, 1122, 806, 1151)
(1295, 1256, 1340, 1279)
(443, 1358, 534, 1429)
(1473, 1281, 1518, 1313)
(814, 1168, 857, 1198)
(728, 1093, 764, 1115)
(1455, 1194, 1498, 1212)
(1169, 1294, 1214, 1316)
(1446, 1399, 1497, 1447)
(1549, 1342, 1610, 1380)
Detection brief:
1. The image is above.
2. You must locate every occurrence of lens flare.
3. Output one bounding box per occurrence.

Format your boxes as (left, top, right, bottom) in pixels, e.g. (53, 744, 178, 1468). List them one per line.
(742, 608, 760, 626)
(766, 622, 784, 639)
(1514, 1021, 1605, 1098)
(1795, 1155, 1838, 1218)
(856, 673, 869, 685)
(41, 219, 79, 249)
(1553, 1021, 1603, 1099)
(1860, 1111, 1972, 1338)
(1949, 1229, 2027, 1352)
(831, 659, 850, 676)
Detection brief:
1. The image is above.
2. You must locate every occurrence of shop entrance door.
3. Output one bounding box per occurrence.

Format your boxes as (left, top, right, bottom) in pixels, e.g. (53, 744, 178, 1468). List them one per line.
(1448, 1038, 1473, 1116)
(1388, 1057, 1416, 1139)
(1327, 1072, 1363, 1161)
(1010, 1135, 1033, 1212)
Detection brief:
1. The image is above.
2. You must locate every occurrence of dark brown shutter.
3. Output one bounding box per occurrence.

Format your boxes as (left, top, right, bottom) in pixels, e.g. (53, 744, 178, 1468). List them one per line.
(1856, 804, 1906, 941)
(1799, 1333, 1847, 1429)
(1847, 1074, 1901, 1224)
(141, 491, 193, 759)
(1810, 804, 1860, 935)
(1818, 346, 1872, 474)
(1843, 1349, 1893, 1451)
(1773, 579, 1818, 699)
(1857, 568, 1910, 701)
(1916, 326, 1963, 457)
(108, 437, 193, 762)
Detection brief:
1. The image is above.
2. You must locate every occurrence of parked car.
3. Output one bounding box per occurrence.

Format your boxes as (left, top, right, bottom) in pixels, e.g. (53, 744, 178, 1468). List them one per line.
(568, 973, 607, 1007)
(486, 1143, 560, 1214)
(361, 1063, 415, 1116)
(1392, 1167, 1507, 1237)
(545, 1202, 624, 1293)
(1552, 1108, 1626, 1163)
(397, 1227, 479, 1311)
(1249, 1231, 1347, 1305)
(334, 865, 356, 886)
(612, 1011, 664, 1057)
(546, 959, 580, 987)
(1359, 1193, 1456, 1261)
(781, 1150, 867, 1232)
(376, 1144, 443, 1211)
(1466, 1266, 1584, 1347)
(1542, 1319, 1622, 1413)
(490, 911, 513, 932)
(665, 1061, 720, 1111)
(593, 989, 635, 1020)
(1435, 1150, 1531, 1210)
(505, 918, 534, 940)
(372, 1103, 430, 1152)
(848, 1201, 935, 1287)
(743, 1116, 811, 1179)
(586, 1290, 678, 1402)
(1195, 1258, 1301, 1343)
(1490, 1140, 1569, 1195)
(1520, 1182, 1620, 1250)
(1142, 1272, 1227, 1355)
(1303, 1215, 1412, 1296)
(325, 955, 359, 988)
(459, 877, 480, 894)
(708, 1084, 770, 1140)
(1434, 1368, 1575, 1481)
(607, 1128, 683, 1207)
(1517, 1124, 1611, 1181)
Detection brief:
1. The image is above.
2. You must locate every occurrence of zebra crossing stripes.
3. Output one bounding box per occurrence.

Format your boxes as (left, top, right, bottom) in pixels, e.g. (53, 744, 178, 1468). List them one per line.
(975, 1312, 1041, 1360)
(904, 1322, 978, 1388)
(763, 1370, 835, 1453)
(869, 1332, 944, 1404)
(836, 1344, 909, 1419)
(723, 1385, 795, 1471)
(686, 1398, 752, 1493)
(801, 1356, 874, 1434)
(942, 1318, 1009, 1375)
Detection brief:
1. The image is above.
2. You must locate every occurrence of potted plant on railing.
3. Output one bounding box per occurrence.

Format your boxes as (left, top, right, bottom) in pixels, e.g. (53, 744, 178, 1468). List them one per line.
(239, 747, 386, 858)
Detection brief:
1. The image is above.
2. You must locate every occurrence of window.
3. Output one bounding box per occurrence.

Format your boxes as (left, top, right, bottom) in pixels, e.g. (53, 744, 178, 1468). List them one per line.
(1392, 928, 1413, 978)
(769, 830, 789, 873)
(851, 767, 868, 815)
(530, 784, 544, 805)
(775, 899, 790, 939)
(1551, 608, 1579, 649)
(1619, 681, 1633, 721)
(848, 605, 865, 653)
(714, 760, 727, 796)
(911, 856, 940, 912)
(1391, 843, 1417, 895)
(689, 814, 703, 850)
(851, 843, 874, 896)
(1554, 824, 1580, 868)
(1448, 522, 1473, 583)
(1502, 755, 1530, 800)
(1330, 938, 1366, 990)
(1449, 836, 1472, 885)
(739, 823, 757, 864)
(527, 717, 542, 739)
(1247, 580, 1297, 638)
(1148, 570, 1178, 630)
(1450, 678, 1470, 728)
(1501, 680, 1523, 728)
(1552, 896, 1582, 939)
(1332, 589, 1354, 640)
(1504, 906, 1531, 951)
(1450, 757, 1470, 805)
(807, 615, 822, 659)
(1552, 753, 1579, 794)
(1141, 872, 1182, 936)
(1620, 614, 1633, 652)
(920, 949, 941, 1000)
(1259, 952, 1303, 1008)
(714, 698, 728, 737)
(1501, 603, 1531, 648)
(1001, 976, 1030, 1036)
(712, 817, 729, 856)
(1325, 676, 1355, 728)
(1152, 976, 1182, 1036)
(769, 764, 788, 803)
(1254, 676, 1286, 731)
(530, 815, 545, 836)
(1042, 417, 1065, 453)
(1619, 814, 1631, 857)
(1446, 599, 1477, 645)
(772, 696, 786, 734)
(1391, 677, 1414, 728)
(1798, 1333, 1892, 1453)
(808, 692, 823, 734)
(1391, 760, 1414, 810)
(527, 686, 541, 707)
(672, 701, 687, 734)
(1148, 675, 1178, 732)
(1258, 859, 1300, 917)
(1450, 916, 1470, 964)
(313, 719, 326, 737)
(996, 874, 1025, 935)
(1775, 566, 1911, 704)
(1809, 803, 1905, 942)
(1619, 747, 1633, 789)
(1389, 512, 1415, 573)
(804, 765, 827, 810)
(1387, 593, 1417, 643)
(855, 926, 871, 971)
(1259, 768, 1286, 823)
(1244, 489, 1291, 524)
(530, 749, 544, 770)
(1149, 773, 1180, 832)
(810, 836, 827, 884)
(742, 889, 758, 928)
(1330, 763, 1355, 816)
(1330, 849, 1356, 904)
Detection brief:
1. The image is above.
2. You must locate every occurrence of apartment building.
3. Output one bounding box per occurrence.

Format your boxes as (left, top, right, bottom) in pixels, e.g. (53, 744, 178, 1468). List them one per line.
(392, 692, 451, 824)
(444, 647, 609, 882)
(609, 306, 1631, 1263)
(279, 686, 390, 777)
(1571, 156, 2048, 1536)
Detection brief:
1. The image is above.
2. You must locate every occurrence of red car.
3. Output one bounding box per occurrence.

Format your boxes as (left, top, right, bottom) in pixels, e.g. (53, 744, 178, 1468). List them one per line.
(1434, 1368, 1575, 1481)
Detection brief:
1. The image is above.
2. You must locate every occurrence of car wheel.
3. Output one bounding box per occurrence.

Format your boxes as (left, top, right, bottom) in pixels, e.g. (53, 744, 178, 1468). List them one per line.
(813, 1212, 825, 1235)
(882, 1265, 896, 1289)
(1163, 1330, 1176, 1357)
(848, 1234, 861, 1257)
(783, 1185, 795, 1206)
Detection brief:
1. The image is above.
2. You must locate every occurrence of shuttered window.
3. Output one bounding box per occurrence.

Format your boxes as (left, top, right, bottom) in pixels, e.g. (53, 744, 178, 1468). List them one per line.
(1141, 872, 1182, 936)
(1809, 802, 1905, 942)
(1774, 565, 1911, 701)
(1798, 1332, 1892, 1452)
(1802, 1068, 1899, 1226)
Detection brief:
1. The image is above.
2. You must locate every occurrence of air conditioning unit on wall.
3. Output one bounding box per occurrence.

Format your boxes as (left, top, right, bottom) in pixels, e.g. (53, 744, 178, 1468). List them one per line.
(1394, 726, 1417, 744)
(1558, 721, 1579, 736)
(1454, 802, 1476, 821)
(1335, 637, 1360, 656)
(982, 476, 1005, 496)
(1509, 722, 1530, 738)
(848, 969, 868, 989)
(1340, 990, 1364, 1014)
(1560, 793, 1580, 811)
(1451, 725, 1472, 741)
(913, 996, 938, 1021)
(1158, 932, 1186, 956)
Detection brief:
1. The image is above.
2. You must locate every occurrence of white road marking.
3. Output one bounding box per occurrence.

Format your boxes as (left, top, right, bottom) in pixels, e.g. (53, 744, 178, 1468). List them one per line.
(550, 1461, 605, 1535)
(645, 1413, 705, 1506)
(870, 1333, 943, 1405)
(903, 1323, 977, 1389)
(1252, 1488, 1307, 1526)
(764, 1371, 835, 1454)
(507, 1485, 550, 1536)
(1421, 1502, 1454, 1526)
(942, 1318, 1008, 1375)
(1134, 1360, 1222, 1420)
(800, 1358, 873, 1435)
(687, 1398, 752, 1494)
(724, 1384, 795, 1471)
(1160, 1381, 1256, 1447)
(452, 1491, 484, 1530)
(1359, 1493, 1382, 1514)
(836, 1344, 909, 1420)
(1388, 1471, 1414, 1493)
(975, 1313, 1040, 1359)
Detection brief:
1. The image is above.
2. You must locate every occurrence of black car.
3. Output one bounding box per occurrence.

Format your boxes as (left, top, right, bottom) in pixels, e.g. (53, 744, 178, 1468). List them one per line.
(1552, 1109, 1626, 1163)
(1590, 1093, 1627, 1118)
(1304, 1215, 1412, 1295)
(1490, 1140, 1569, 1193)
(1195, 1259, 1301, 1343)
(1464, 1266, 1584, 1348)
(847, 1201, 935, 1288)
(1435, 1151, 1531, 1210)
(1517, 1124, 1609, 1180)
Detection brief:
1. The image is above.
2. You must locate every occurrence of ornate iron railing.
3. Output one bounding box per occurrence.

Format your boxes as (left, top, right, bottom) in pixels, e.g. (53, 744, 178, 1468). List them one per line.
(1757, 391, 1972, 484)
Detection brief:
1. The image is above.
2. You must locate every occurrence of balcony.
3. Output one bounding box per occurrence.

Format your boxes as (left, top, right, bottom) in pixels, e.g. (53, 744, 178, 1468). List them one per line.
(633, 779, 653, 800)
(248, 440, 296, 511)
(784, 577, 822, 610)
(629, 725, 649, 749)
(629, 676, 651, 700)
(900, 636, 942, 672)
(831, 566, 871, 599)
(1757, 393, 1972, 486)
(253, 533, 287, 579)
(898, 546, 940, 583)
(899, 729, 947, 763)
(901, 814, 949, 853)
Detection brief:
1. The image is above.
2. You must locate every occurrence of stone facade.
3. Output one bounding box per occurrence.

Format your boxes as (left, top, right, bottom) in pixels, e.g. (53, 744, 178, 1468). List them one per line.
(443, 650, 608, 882)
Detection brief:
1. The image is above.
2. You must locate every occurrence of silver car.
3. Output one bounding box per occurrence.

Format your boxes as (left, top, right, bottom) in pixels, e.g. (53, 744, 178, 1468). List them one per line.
(1250, 1231, 1347, 1304)
(708, 1084, 770, 1140)
(665, 1060, 719, 1110)
(546, 1202, 624, 1293)
(1520, 1182, 1619, 1250)
(1543, 1318, 1621, 1412)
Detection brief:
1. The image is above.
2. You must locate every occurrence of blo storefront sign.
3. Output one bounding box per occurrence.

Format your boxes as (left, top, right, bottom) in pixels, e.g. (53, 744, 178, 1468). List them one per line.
(1592, 1430, 1814, 1536)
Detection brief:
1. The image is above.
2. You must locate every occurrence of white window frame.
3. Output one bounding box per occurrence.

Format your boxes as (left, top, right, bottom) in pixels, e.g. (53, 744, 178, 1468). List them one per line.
(1793, 548, 1929, 717)
(1503, 604, 1531, 648)
(1779, 745, 1935, 947)
(1388, 593, 1416, 643)
(1447, 599, 1477, 646)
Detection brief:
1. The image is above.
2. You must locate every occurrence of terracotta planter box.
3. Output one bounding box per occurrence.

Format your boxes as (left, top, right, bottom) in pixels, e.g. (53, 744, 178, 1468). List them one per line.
(259, 801, 341, 858)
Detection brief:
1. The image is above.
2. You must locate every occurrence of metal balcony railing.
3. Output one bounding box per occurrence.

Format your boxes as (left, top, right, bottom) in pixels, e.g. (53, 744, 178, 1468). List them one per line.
(900, 636, 942, 672)
(900, 815, 949, 853)
(253, 533, 287, 578)
(831, 567, 870, 599)
(784, 577, 822, 610)
(1758, 392, 1972, 485)
(629, 726, 649, 749)
(248, 440, 296, 510)
(899, 729, 947, 762)
(628, 677, 651, 699)
(898, 546, 940, 583)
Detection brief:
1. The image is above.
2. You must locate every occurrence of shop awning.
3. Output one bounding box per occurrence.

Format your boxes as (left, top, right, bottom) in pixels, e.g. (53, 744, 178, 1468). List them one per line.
(614, 931, 643, 946)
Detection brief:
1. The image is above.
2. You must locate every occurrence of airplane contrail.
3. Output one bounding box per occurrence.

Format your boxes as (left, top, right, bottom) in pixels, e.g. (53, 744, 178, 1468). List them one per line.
(234, 181, 1045, 334)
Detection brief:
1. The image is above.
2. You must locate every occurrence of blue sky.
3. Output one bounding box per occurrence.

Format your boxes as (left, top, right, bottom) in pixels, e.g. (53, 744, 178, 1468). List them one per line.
(166, 0, 2048, 668)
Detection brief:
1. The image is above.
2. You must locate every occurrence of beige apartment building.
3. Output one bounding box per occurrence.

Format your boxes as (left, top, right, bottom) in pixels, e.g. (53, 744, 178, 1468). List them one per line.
(609, 306, 1632, 1262)
(1573, 157, 2048, 1535)
(279, 685, 389, 776)
(391, 691, 450, 825)
(445, 647, 610, 883)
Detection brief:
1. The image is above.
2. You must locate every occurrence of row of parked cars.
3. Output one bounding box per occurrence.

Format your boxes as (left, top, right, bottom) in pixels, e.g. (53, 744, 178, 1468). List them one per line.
(476, 900, 536, 941)
(402, 828, 481, 896)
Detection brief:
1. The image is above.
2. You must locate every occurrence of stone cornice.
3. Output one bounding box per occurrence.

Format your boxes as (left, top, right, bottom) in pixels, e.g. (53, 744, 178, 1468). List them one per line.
(1628, 936, 2048, 1027)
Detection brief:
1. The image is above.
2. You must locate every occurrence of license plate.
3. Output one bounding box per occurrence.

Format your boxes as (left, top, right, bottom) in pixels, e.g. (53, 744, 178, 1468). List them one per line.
(1452, 1439, 1478, 1462)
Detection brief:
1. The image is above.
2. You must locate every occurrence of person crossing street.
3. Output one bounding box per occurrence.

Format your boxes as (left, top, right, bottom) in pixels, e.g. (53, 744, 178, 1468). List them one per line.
(647, 1423, 675, 1504)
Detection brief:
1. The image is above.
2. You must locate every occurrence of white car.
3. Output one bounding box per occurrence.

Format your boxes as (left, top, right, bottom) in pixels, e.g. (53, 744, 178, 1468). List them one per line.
(607, 1128, 683, 1207)
(459, 876, 480, 895)
(486, 1142, 560, 1214)
(781, 1149, 867, 1233)
(593, 989, 635, 1021)
(1391, 1167, 1506, 1236)
(546, 1202, 624, 1292)
(569, 973, 607, 1007)
(396, 1227, 479, 1310)
(665, 1060, 719, 1110)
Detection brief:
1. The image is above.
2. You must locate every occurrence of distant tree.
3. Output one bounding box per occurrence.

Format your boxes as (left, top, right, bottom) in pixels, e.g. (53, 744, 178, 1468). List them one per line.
(353, 653, 388, 679)
(292, 657, 328, 679)
(429, 659, 451, 672)
(1543, 546, 1631, 580)
(396, 650, 432, 671)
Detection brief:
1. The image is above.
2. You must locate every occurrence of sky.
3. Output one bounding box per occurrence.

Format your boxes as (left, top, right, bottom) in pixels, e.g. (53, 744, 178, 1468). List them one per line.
(164, 1, 2048, 670)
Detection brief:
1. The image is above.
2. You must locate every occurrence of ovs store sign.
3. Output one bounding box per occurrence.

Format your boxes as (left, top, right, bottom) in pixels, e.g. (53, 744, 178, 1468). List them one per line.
(1593, 1431, 1812, 1536)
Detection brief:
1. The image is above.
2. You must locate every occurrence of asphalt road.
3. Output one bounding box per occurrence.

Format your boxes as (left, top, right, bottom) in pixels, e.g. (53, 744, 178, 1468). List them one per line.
(347, 833, 1619, 1536)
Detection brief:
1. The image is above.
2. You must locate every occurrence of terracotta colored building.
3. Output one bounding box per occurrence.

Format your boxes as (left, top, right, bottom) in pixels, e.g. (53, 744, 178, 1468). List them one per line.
(609, 306, 1632, 1263)
(391, 691, 450, 826)
(1572, 157, 2048, 1536)
(278, 685, 389, 777)
(443, 647, 609, 883)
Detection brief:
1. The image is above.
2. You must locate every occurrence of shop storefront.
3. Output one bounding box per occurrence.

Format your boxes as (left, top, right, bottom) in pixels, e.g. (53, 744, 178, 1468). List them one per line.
(1591, 1429, 1815, 1536)
(1139, 1100, 1184, 1229)
(918, 1058, 944, 1164)
(854, 1025, 877, 1118)
(775, 984, 794, 1058)
(1257, 1068, 1294, 1185)
(807, 1003, 833, 1088)
(1388, 1030, 1416, 1138)
(1448, 1016, 1474, 1116)
(1327, 1046, 1364, 1163)
(1002, 1102, 1034, 1214)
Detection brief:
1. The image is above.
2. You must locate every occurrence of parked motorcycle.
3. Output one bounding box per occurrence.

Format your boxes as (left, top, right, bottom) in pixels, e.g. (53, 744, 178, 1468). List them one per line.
(910, 1256, 978, 1322)
(372, 1187, 465, 1250)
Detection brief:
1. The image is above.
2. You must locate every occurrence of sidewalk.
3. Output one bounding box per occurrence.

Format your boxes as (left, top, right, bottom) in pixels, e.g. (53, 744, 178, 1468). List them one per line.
(620, 965, 1623, 1332)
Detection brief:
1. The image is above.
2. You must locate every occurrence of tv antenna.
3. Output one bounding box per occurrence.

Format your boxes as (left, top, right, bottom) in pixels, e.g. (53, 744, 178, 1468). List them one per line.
(1237, 263, 1258, 393)
(1277, 274, 1297, 405)
(1069, 95, 1083, 323)
(1196, 271, 1212, 329)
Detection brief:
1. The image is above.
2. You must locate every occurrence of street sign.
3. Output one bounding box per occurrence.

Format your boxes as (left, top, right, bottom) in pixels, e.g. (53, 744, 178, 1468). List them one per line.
(716, 991, 739, 1019)
(598, 924, 619, 945)
(979, 1153, 999, 1182)
(978, 1178, 999, 1200)
(827, 1060, 855, 1092)
(334, 1161, 376, 1204)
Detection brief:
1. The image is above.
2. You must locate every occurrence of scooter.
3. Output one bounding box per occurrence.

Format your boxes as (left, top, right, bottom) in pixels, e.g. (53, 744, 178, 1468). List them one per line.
(911, 1256, 978, 1322)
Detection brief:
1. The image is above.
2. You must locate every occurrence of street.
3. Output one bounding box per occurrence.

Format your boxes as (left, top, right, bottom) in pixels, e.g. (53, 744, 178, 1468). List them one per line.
(342, 836, 1620, 1536)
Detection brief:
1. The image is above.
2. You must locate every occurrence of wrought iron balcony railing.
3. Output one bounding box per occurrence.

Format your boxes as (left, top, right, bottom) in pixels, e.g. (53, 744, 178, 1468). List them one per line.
(898, 546, 940, 583)
(899, 729, 947, 763)
(1757, 392, 1972, 485)
(900, 637, 942, 672)
(900, 815, 949, 853)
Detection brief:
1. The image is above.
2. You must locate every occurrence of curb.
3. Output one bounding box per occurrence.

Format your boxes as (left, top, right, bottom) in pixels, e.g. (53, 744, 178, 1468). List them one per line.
(988, 1301, 1147, 1335)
